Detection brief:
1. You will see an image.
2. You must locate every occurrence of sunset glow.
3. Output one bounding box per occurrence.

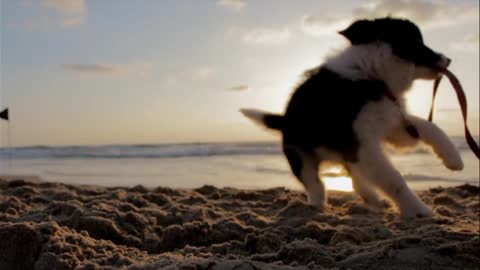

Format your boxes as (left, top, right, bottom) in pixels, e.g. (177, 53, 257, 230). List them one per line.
(0, 3, 478, 267)
(324, 176, 354, 192)
(0, 1, 478, 146)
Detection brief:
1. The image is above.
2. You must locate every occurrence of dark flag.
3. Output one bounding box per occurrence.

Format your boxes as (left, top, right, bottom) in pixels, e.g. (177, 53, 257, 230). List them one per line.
(0, 108, 8, 121)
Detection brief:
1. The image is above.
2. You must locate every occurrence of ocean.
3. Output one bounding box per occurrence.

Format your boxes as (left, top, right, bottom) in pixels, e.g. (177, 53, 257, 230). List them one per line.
(0, 137, 478, 191)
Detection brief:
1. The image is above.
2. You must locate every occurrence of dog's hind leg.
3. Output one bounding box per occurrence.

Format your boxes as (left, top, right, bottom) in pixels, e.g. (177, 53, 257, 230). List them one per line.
(349, 171, 384, 207)
(283, 145, 326, 210)
(347, 143, 432, 218)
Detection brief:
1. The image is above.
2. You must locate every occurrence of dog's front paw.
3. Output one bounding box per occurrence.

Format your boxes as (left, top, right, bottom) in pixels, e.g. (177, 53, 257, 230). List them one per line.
(370, 199, 391, 209)
(308, 197, 326, 211)
(443, 154, 464, 171)
(362, 196, 388, 209)
(400, 202, 433, 219)
(433, 142, 464, 171)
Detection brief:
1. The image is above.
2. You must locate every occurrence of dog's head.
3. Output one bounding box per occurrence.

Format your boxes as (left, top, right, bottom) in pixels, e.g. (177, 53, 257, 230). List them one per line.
(339, 17, 450, 79)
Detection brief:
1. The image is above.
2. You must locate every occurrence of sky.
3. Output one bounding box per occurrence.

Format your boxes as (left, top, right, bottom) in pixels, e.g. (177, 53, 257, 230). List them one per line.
(0, 0, 479, 146)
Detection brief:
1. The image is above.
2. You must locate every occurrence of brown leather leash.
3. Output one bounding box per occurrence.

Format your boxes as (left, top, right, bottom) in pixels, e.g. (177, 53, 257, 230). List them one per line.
(429, 69, 480, 159)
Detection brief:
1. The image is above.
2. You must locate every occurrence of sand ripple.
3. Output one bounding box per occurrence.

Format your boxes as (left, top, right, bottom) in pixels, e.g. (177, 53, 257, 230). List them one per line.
(0, 178, 479, 269)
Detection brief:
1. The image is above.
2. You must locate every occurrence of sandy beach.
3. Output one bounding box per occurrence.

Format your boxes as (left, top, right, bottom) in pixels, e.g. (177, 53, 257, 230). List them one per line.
(0, 176, 478, 270)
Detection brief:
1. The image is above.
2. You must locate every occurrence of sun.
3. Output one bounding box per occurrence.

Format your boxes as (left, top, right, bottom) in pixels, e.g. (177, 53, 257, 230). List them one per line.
(321, 165, 354, 192)
(323, 176, 353, 192)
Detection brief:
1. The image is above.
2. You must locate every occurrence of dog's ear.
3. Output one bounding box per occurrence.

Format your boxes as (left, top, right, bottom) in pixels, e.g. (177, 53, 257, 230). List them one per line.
(339, 20, 376, 44)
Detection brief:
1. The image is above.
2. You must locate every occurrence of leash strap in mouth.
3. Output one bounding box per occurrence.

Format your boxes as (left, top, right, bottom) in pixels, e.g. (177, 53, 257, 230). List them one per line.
(429, 70, 480, 159)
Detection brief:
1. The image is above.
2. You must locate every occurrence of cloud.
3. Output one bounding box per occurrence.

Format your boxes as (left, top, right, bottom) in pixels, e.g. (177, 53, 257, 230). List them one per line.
(62, 64, 120, 74)
(62, 15, 85, 26)
(465, 34, 480, 44)
(42, 0, 86, 14)
(61, 63, 152, 76)
(13, 0, 87, 29)
(243, 27, 291, 45)
(300, 14, 350, 37)
(352, 0, 478, 27)
(451, 33, 480, 51)
(228, 84, 250, 91)
(191, 66, 216, 81)
(161, 66, 218, 88)
(217, 0, 246, 11)
(42, 0, 87, 26)
(301, 0, 479, 37)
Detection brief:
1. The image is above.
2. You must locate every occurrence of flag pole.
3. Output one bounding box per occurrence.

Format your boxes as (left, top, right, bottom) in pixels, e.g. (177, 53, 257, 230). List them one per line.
(0, 107, 11, 169)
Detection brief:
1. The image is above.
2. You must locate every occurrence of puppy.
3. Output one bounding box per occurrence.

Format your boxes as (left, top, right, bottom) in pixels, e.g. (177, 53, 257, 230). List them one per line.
(241, 17, 463, 218)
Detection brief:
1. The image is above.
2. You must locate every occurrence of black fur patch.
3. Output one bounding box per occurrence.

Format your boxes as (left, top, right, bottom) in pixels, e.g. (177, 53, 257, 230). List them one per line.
(283, 147, 303, 179)
(263, 114, 284, 130)
(339, 18, 442, 68)
(281, 67, 388, 162)
(405, 124, 420, 139)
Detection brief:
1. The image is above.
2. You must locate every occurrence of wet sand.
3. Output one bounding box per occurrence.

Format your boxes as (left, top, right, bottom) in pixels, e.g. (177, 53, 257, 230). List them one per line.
(0, 177, 478, 269)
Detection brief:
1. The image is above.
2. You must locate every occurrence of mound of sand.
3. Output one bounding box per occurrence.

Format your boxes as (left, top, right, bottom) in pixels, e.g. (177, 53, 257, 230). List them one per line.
(0, 178, 478, 269)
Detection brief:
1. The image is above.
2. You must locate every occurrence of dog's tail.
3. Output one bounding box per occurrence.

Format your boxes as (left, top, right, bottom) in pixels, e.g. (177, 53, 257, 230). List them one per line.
(240, 108, 284, 131)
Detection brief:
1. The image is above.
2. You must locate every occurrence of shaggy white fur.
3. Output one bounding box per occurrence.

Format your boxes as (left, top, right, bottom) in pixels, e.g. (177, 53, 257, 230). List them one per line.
(325, 43, 415, 95)
(242, 39, 461, 218)
(322, 42, 462, 217)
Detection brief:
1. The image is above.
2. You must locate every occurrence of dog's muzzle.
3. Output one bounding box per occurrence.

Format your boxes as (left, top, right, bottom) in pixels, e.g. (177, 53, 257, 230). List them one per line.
(437, 54, 451, 70)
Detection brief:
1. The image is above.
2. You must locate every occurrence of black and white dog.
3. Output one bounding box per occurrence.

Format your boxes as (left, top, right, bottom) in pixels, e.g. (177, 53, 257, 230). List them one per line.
(241, 17, 463, 218)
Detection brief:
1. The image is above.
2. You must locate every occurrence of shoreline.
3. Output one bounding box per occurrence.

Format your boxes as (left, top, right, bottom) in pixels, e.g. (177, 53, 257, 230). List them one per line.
(0, 177, 479, 269)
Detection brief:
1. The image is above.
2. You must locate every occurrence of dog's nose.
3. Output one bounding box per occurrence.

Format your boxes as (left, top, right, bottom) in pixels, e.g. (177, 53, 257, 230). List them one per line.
(444, 57, 451, 67)
(438, 55, 451, 69)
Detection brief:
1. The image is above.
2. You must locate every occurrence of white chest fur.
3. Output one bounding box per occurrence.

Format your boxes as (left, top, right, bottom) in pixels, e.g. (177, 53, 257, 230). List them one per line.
(354, 98, 405, 142)
(324, 43, 415, 141)
(325, 42, 415, 97)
